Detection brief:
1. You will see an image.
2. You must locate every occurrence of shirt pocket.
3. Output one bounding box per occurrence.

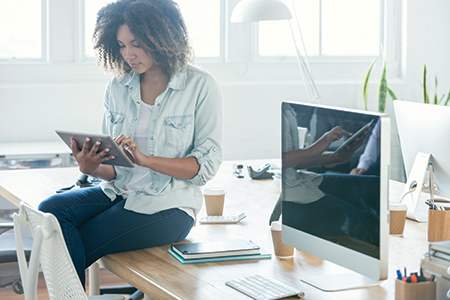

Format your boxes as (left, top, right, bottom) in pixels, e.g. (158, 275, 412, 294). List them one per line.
(164, 114, 193, 156)
(107, 111, 126, 136)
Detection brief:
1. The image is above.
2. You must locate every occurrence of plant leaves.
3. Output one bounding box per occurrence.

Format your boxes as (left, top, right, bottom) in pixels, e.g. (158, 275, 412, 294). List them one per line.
(388, 87, 398, 100)
(379, 60, 387, 112)
(445, 89, 450, 105)
(434, 76, 439, 104)
(363, 58, 377, 111)
(423, 65, 429, 104)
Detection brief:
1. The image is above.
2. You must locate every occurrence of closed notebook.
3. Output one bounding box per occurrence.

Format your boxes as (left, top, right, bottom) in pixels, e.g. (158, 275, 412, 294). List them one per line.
(170, 239, 260, 259)
(168, 248, 271, 264)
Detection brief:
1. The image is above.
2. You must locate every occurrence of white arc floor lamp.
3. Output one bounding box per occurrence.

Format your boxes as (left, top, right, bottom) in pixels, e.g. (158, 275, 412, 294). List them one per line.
(231, 0, 320, 103)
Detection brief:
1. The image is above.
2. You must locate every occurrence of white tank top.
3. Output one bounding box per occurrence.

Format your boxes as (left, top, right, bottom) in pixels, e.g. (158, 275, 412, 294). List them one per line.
(125, 101, 195, 221)
(126, 101, 154, 191)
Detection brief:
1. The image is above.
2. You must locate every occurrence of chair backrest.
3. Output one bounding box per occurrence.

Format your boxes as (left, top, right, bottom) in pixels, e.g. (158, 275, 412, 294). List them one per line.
(14, 201, 89, 300)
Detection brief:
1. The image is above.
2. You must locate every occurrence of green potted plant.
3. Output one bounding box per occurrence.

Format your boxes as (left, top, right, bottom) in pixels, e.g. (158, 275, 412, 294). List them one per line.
(364, 60, 450, 110)
(422, 64, 450, 105)
(363, 55, 397, 113)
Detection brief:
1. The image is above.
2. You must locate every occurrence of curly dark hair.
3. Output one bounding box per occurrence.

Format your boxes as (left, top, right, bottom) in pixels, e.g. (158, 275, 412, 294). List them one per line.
(93, 0, 193, 78)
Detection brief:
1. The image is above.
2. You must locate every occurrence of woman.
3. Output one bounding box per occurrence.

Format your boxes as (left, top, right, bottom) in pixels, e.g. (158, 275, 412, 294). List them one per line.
(39, 0, 223, 286)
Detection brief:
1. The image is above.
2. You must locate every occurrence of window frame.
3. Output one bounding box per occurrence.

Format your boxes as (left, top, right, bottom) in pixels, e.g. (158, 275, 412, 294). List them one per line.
(79, 0, 90, 62)
(0, 0, 403, 83)
(0, 0, 47, 63)
(193, 0, 227, 62)
(79, 0, 227, 63)
(247, 0, 401, 74)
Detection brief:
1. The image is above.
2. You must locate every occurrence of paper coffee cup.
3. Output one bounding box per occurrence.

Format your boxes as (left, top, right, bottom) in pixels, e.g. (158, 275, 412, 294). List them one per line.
(390, 203, 408, 236)
(428, 208, 450, 242)
(204, 187, 226, 216)
(270, 221, 294, 258)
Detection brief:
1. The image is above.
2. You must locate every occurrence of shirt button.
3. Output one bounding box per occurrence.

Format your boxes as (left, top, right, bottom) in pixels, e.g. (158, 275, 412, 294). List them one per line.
(157, 103, 160, 106)
(155, 188, 158, 191)
(126, 170, 130, 173)
(129, 87, 133, 90)
(150, 136, 154, 140)
(153, 119, 156, 122)
(137, 101, 140, 104)
(177, 123, 181, 126)
(213, 147, 217, 151)
(134, 118, 137, 121)
(122, 185, 126, 189)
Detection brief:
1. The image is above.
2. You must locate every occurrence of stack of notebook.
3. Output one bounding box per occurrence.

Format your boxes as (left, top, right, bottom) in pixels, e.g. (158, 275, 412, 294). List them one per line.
(169, 239, 271, 264)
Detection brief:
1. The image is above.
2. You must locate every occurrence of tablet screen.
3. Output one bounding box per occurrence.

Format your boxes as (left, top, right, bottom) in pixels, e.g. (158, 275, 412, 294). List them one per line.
(55, 130, 135, 168)
(329, 119, 374, 158)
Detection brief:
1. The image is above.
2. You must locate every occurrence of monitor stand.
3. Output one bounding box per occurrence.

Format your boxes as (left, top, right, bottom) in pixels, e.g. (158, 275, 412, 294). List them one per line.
(399, 152, 432, 222)
(301, 273, 382, 292)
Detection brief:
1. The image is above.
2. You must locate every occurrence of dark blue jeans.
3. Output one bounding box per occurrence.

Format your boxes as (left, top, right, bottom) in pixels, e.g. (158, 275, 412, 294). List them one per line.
(38, 186, 194, 286)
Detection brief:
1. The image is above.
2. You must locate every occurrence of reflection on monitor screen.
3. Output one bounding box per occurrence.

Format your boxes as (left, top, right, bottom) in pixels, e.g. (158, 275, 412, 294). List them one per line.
(281, 101, 389, 291)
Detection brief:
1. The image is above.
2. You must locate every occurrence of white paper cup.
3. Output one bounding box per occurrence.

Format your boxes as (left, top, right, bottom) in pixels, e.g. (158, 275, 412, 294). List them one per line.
(204, 187, 226, 216)
(390, 203, 408, 236)
(270, 221, 294, 258)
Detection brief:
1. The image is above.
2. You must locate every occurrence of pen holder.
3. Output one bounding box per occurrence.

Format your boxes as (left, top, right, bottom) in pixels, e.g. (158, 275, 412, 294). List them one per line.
(428, 208, 450, 242)
(395, 279, 436, 300)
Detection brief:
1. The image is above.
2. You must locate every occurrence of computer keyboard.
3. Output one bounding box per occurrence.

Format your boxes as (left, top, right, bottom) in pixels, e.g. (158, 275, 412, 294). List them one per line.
(199, 212, 246, 224)
(225, 274, 305, 300)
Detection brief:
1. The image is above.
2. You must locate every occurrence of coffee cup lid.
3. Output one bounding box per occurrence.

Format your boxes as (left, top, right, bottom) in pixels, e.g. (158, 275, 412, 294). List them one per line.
(204, 186, 226, 196)
(270, 221, 282, 231)
(389, 203, 408, 211)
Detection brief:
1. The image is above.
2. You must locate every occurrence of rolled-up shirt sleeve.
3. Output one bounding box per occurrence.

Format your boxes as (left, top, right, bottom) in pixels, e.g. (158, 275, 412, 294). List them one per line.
(186, 75, 223, 186)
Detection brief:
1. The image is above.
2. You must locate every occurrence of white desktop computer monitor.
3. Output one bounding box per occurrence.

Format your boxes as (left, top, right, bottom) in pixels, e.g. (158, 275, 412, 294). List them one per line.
(281, 101, 389, 291)
(394, 100, 450, 222)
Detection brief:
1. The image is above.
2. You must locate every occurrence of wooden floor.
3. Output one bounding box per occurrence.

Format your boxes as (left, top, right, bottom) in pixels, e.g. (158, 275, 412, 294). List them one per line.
(0, 268, 132, 299)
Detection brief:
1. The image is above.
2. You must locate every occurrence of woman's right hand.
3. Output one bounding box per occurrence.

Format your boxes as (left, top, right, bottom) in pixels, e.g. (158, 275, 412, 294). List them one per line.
(313, 126, 351, 155)
(71, 138, 116, 175)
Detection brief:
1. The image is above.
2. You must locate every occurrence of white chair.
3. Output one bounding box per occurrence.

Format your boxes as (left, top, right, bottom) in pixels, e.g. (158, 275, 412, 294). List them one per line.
(13, 201, 124, 300)
(0, 222, 31, 295)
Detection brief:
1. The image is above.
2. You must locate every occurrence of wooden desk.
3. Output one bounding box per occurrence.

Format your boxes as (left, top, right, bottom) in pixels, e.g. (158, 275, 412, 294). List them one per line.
(0, 161, 429, 300)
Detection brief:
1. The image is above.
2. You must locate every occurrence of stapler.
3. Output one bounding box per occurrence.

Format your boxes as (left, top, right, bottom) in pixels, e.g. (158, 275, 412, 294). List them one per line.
(247, 163, 274, 180)
(56, 174, 102, 193)
(234, 164, 245, 178)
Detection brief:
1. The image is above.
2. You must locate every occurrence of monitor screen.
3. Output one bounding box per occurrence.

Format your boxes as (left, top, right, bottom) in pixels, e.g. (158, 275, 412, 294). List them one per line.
(281, 101, 389, 291)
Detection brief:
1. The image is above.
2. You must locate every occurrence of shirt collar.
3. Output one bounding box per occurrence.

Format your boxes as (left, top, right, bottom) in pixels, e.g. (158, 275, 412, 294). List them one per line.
(167, 67, 187, 90)
(120, 66, 188, 91)
(122, 72, 139, 88)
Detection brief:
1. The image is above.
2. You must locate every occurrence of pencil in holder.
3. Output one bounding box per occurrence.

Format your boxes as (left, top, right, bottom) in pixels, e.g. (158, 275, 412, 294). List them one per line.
(395, 279, 436, 300)
(428, 207, 450, 242)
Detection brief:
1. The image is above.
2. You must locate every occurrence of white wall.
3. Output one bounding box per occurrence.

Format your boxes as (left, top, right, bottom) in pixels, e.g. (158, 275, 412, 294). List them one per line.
(1, 0, 449, 184)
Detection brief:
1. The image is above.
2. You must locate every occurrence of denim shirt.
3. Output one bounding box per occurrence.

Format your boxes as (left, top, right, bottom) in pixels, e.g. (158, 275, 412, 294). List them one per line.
(100, 65, 223, 216)
(281, 104, 324, 204)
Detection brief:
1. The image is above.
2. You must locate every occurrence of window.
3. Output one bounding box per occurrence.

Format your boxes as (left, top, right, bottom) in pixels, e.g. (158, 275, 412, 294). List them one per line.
(177, 0, 222, 58)
(84, 0, 222, 59)
(0, 0, 44, 60)
(321, 0, 380, 56)
(84, 0, 111, 58)
(0, 0, 401, 82)
(258, 0, 381, 58)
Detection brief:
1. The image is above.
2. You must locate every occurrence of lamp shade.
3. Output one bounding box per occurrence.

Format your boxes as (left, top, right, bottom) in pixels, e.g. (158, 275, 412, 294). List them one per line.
(230, 0, 292, 23)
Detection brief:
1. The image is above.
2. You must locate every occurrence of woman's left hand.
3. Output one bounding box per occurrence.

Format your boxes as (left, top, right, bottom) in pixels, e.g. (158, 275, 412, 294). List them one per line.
(114, 134, 145, 166)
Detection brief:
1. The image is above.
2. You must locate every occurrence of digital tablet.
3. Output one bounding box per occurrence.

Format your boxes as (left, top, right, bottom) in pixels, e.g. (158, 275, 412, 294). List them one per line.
(55, 130, 135, 168)
(329, 119, 374, 158)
